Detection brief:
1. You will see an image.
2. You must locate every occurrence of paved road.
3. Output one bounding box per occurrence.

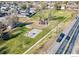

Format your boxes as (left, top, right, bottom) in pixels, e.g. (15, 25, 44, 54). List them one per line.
(72, 32, 79, 54)
(47, 17, 76, 54)
(56, 16, 79, 54)
(64, 25, 79, 54)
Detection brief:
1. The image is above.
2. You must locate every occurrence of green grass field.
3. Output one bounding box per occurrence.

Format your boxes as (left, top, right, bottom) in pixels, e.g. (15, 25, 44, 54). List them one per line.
(0, 10, 74, 54)
(31, 10, 73, 20)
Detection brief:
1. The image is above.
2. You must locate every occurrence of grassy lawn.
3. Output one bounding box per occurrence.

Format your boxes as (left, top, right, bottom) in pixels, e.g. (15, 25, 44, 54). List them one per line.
(0, 10, 75, 54)
(31, 9, 74, 21)
(26, 11, 76, 54)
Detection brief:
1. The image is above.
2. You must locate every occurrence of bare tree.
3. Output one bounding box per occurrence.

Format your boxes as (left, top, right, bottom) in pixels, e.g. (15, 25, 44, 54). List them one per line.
(54, 2, 61, 10)
(39, 1, 48, 10)
(6, 13, 19, 28)
(0, 22, 7, 40)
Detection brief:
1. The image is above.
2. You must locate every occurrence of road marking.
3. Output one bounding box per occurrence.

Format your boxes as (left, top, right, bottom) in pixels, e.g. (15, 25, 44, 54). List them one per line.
(47, 18, 76, 54)
(55, 19, 76, 54)
(63, 21, 79, 54)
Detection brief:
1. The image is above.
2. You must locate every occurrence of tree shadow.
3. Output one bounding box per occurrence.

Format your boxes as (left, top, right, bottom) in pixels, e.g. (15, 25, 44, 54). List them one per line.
(14, 22, 33, 28)
(53, 16, 66, 20)
(2, 32, 22, 41)
(9, 32, 22, 39)
(0, 46, 8, 54)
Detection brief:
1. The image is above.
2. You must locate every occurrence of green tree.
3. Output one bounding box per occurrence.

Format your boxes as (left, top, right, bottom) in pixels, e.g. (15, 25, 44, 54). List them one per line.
(21, 4, 27, 10)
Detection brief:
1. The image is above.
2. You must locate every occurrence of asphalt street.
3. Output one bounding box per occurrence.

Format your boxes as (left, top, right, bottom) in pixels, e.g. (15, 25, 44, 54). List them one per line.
(47, 17, 77, 54)
(56, 16, 79, 54)
(64, 25, 79, 54)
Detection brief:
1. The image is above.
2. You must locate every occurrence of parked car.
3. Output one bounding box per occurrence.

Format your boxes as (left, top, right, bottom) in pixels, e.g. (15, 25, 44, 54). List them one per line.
(56, 33, 65, 42)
